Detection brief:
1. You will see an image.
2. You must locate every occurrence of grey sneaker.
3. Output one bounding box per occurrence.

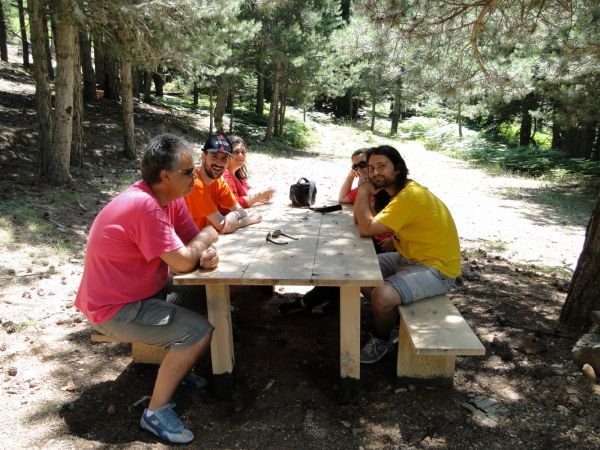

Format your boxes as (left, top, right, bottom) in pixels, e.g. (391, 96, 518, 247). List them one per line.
(139, 403, 194, 444)
(360, 334, 394, 364)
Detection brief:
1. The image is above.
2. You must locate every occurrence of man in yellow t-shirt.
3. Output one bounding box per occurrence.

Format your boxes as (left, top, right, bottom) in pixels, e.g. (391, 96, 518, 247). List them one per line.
(354, 145, 461, 364)
(185, 134, 261, 234)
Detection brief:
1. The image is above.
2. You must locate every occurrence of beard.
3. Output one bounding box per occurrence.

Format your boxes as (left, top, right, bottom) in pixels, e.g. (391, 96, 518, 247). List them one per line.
(204, 164, 224, 179)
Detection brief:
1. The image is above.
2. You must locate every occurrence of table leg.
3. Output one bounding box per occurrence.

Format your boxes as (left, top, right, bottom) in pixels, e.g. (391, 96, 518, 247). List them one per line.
(339, 286, 360, 400)
(206, 284, 234, 399)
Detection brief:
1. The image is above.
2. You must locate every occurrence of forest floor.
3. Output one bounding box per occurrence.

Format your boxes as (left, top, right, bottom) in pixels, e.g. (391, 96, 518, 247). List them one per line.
(1, 59, 600, 449)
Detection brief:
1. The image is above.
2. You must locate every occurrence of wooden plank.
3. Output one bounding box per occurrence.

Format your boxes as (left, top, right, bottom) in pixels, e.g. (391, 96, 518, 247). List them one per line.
(90, 333, 123, 343)
(397, 315, 455, 379)
(339, 286, 361, 380)
(206, 284, 234, 375)
(241, 219, 320, 285)
(132, 343, 167, 364)
(398, 295, 485, 356)
(312, 211, 383, 287)
(174, 228, 265, 285)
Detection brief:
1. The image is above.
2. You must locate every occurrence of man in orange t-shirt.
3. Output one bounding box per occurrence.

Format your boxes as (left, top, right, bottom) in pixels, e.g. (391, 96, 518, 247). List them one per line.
(185, 134, 261, 234)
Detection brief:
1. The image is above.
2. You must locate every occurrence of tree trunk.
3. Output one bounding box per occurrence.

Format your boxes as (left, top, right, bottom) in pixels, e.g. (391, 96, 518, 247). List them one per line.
(370, 92, 376, 131)
(104, 51, 120, 100)
(152, 70, 164, 97)
(28, 0, 53, 174)
(120, 47, 135, 159)
(560, 193, 600, 329)
(79, 30, 95, 103)
(193, 81, 198, 106)
(213, 83, 228, 132)
(41, 8, 53, 80)
(277, 82, 287, 137)
(93, 34, 105, 91)
(390, 82, 402, 135)
(457, 101, 463, 138)
(229, 92, 234, 134)
(209, 88, 213, 134)
(17, 0, 30, 67)
(71, 32, 83, 168)
(49, 0, 75, 185)
(143, 71, 152, 100)
(255, 56, 264, 116)
(0, 1, 8, 62)
(132, 69, 142, 97)
(265, 57, 281, 140)
(519, 105, 533, 146)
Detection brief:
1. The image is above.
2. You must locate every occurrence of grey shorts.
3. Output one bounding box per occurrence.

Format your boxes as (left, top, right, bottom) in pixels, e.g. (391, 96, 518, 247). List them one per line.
(91, 284, 213, 352)
(378, 252, 455, 304)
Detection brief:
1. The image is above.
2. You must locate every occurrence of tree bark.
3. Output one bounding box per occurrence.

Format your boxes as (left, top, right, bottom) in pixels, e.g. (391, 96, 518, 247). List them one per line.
(28, 0, 53, 174)
(104, 50, 120, 100)
(17, 0, 30, 67)
(49, 0, 75, 185)
(390, 81, 402, 135)
(560, 193, 600, 329)
(457, 101, 463, 138)
(79, 30, 95, 103)
(265, 57, 281, 140)
(213, 82, 228, 133)
(41, 8, 53, 80)
(120, 45, 135, 159)
(229, 92, 234, 134)
(143, 70, 152, 100)
(152, 70, 164, 97)
(370, 91, 376, 131)
(93, 34, 105, 91)
(71, 32, 83, 168)
(209, 88, 213, 134)
(193, 81, 199, 106)
(255, 56, 264, 116)
(519, 94, 534, 146)
(0, 1, 8, 62)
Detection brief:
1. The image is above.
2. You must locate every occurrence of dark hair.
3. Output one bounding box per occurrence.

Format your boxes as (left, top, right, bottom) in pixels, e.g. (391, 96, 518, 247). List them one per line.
(366, 145, 409, 190)
(228, 135, 248, 181)
(352, 148, 367, 158)
(141, 134, 190, 186)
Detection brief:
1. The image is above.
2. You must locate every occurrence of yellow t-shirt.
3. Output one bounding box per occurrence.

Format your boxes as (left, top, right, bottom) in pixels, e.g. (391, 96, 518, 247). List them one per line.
(375, 180, 461, 278)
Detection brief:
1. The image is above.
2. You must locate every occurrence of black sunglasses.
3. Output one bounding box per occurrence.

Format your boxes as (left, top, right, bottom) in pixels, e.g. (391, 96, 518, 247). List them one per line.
(352, 161, 368, 171)
(174, 168, 195, 177)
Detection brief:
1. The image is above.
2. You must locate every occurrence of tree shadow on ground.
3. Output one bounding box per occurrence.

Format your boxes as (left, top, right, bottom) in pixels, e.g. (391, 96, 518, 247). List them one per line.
(497, 186, 596, 228)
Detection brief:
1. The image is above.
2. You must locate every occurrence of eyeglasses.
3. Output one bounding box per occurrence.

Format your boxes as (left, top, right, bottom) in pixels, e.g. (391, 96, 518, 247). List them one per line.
(174, 168, 195, 177)
(266, 229, 298, 245)
(352, 161, 368, 171)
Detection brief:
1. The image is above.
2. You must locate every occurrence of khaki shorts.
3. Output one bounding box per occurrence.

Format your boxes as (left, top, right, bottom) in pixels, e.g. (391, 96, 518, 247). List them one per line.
(91, 284, 213, 352)
(378, 252, 455, 304)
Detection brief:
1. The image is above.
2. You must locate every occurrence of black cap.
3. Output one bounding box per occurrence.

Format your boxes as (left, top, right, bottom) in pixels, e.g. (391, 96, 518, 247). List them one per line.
(203, 134, 233, 156)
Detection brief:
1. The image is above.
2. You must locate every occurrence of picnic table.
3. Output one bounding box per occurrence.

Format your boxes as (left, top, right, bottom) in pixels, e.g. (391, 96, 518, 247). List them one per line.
(174, 204, 383, 397)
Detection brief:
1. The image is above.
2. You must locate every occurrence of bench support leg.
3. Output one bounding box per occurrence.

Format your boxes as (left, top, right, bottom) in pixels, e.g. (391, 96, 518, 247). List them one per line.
(206, 284, 235, 399)
(339, 286, 361, 402)
(396, 316, 455, 386)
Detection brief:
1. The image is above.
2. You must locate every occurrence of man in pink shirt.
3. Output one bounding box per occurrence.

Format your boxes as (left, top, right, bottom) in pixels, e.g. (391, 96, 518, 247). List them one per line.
(75, 134, 218, 444)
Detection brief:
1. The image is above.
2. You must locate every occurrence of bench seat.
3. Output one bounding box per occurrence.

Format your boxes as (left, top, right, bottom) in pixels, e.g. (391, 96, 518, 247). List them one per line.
(90, 333, 167, 364)
(397, 294, 485, 386)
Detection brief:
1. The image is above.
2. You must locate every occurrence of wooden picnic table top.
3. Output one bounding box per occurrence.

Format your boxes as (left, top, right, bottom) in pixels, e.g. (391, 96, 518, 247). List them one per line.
(174, 204, 383, 287)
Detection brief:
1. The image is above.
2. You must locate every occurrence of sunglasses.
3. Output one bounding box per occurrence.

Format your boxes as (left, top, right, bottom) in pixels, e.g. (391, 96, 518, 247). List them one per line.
(352, 161, 368, 171)
(174, 168, 195, 177)
(266, 229, 298, 245)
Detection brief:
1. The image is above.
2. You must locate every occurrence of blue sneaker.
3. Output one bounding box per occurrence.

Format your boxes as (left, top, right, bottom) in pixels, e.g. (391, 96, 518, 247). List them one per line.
(139, 403, 194, 444)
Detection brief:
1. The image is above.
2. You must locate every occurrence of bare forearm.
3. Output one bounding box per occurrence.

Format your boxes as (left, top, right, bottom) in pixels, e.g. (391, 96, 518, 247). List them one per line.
(355, 189, 375, 236)
(338, 172, 355, 203)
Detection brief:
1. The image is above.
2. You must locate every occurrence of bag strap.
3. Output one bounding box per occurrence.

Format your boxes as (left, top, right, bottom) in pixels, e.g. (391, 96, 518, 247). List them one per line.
(297, 177, 310, 184)
(309, 204, 342, 213)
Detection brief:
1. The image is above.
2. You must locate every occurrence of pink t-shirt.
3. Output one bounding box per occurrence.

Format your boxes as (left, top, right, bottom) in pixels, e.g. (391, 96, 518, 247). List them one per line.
(75, 180, 199, 324)
(347, 187, 358, 203)
(222, 169, 251, 208)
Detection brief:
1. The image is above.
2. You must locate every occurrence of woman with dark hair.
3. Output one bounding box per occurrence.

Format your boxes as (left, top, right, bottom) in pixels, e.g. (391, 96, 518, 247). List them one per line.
(223, 136, 275, 208)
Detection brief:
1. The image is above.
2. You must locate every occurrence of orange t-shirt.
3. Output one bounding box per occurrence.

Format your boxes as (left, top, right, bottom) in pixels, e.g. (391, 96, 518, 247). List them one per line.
(184, 170, 237, 229)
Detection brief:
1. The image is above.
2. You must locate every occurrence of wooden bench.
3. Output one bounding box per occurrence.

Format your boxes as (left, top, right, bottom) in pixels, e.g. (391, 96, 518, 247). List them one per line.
(397, 294, 485, 386)
(90, 333, 167, 364)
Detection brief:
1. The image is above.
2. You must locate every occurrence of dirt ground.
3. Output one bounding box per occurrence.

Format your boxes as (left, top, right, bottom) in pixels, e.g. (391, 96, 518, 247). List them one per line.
(1, 60, 600, 449)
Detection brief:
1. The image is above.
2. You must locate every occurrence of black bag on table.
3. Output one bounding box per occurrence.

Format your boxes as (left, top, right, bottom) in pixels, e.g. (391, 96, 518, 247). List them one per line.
(289, 177, 317, 207)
